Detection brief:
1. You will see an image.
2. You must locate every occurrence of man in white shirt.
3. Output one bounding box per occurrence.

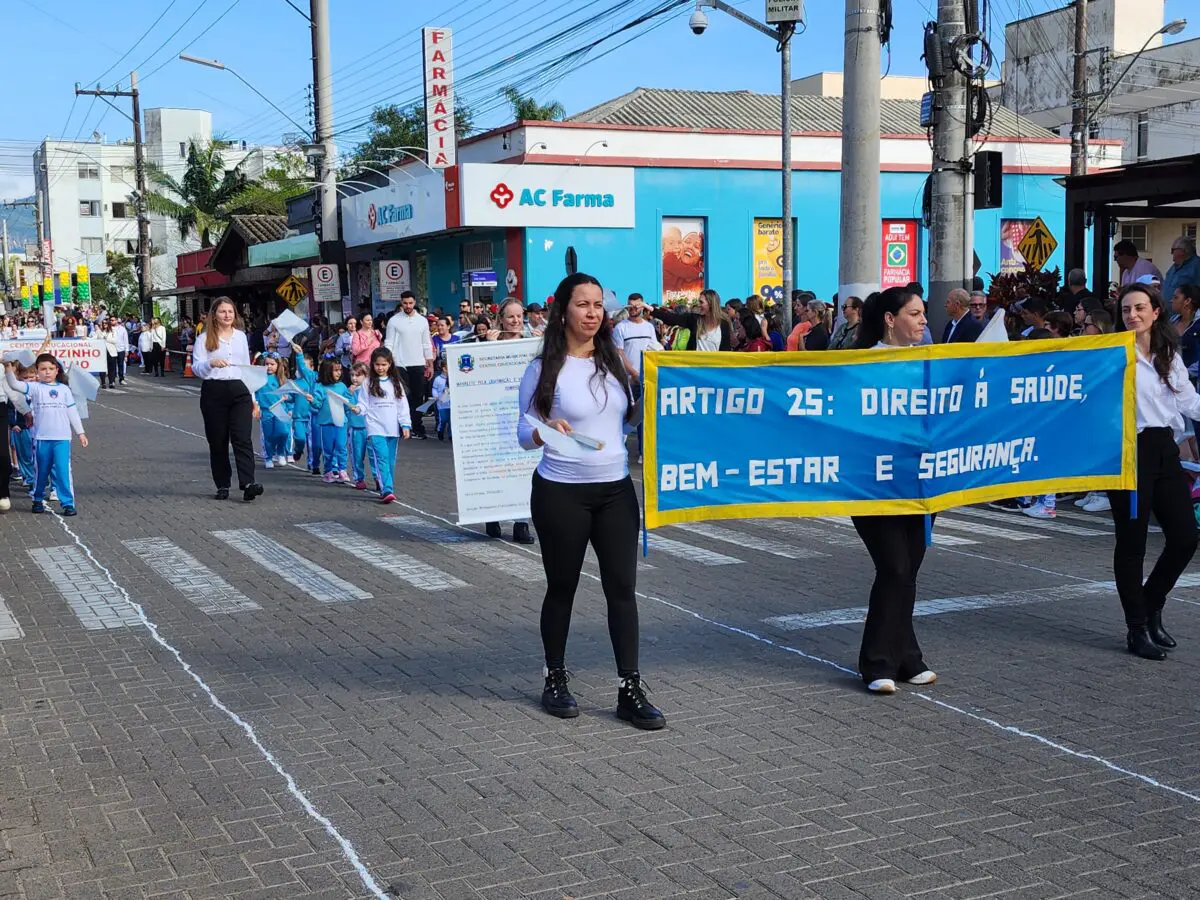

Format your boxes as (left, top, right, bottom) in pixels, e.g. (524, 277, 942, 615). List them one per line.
(612, 294, 660, 463)
(384, 290, 434, 439)
(109, 315, 130, 384)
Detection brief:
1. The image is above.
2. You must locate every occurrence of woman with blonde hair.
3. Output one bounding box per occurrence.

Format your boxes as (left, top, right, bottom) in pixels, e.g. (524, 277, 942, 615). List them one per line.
(651, 288, 731, 351)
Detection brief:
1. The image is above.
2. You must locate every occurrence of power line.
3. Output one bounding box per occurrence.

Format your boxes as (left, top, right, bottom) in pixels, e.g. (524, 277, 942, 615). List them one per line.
(87, 0, 187, 88)
(142, 0, 245, 83)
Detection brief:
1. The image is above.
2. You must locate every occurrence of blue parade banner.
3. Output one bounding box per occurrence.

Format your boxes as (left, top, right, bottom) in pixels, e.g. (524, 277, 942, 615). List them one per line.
(643, 334, 1136, 528)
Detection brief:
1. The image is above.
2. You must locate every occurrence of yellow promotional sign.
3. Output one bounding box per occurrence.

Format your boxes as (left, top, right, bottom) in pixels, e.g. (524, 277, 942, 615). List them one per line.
(752, 218, 784, 303)
(1016, 216, 1058, 272)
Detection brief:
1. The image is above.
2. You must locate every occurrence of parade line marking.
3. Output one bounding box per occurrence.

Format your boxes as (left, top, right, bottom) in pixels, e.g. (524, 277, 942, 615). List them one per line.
(393, 499, 1200, 808)
(45, 511, 389, 899)
(0, 593, 24, 641)
(29, 546, 143, 630)
(213, 529, 372, 604)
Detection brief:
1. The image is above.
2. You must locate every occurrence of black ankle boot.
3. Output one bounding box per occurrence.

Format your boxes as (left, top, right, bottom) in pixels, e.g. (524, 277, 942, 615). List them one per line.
(616, 674, 666, 730)
(1127, 627, 1167, 661)
(1147, 610, 1177, 649)
(513, 522, 534, 544)
(485, 521, 502, 539)
(541, 667, 579, 718)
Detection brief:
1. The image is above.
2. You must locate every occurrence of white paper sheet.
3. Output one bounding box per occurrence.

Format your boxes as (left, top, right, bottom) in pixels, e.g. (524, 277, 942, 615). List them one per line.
(523, 413, 585, 458)
(416, 398, 436, 414)
(235, 365, 270, 393)
(324, 388, 351, 427)
(976, 310, 1009, 343)
(272, 308, 310, 343)
(2, 350, 36, 367)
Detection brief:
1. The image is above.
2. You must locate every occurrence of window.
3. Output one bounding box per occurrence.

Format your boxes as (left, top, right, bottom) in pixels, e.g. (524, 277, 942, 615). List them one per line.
(179, 142, 187, 159)
(109, 166, 130, 182)
(1120, 223, 1148, 254)
(112, 202, 132, 219)
(123, 240, 137, 254)
(1185, 224, 1198, 241)
(77, 164, 99, 180)
(1136, 112, 1149, 161)
(462, 241, 492, 272)
(79, 200, 100, 217)
(81, 238, 104, 254)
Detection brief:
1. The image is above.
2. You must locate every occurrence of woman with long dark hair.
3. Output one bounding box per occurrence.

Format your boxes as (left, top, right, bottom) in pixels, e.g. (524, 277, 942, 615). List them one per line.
(1110, 284, 1200, 659)
(517, 273, 664, 730)
(850, 286, 937, 693)
(191, 297, 263, 502)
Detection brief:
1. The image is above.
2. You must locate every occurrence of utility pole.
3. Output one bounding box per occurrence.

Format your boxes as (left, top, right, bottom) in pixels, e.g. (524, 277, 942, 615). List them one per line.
(311, 0, 342, 282)
(76, 72, 152, 319)
(37, 191, 51, 332)
(928, 0, 970, 339)
(838, 0, 882, 308)
(1, 219, 9, 307)
(1070, 0, 1089, 176)
(780, 22, 794, 335)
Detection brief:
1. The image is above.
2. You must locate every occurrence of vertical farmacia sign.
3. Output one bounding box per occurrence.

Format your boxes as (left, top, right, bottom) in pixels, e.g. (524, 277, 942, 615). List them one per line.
(422, 27, 456, 169)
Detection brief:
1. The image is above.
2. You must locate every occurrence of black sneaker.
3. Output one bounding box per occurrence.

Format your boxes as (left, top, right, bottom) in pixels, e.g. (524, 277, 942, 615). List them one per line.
(241, 483, 264, 502)
(485, 521, 502, 539)
(988, 498, 1027, 512)
(31, 501, 45, 514)
(513, 522, 535, 544)
(541, 667, 579, 718)
(616, 674, 666, 730)
(215, 488, 230, 501)
(61, 506, 77, 517)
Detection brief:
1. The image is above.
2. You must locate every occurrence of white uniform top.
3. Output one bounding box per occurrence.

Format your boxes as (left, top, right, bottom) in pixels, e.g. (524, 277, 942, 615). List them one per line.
(517, 356, 630, 484)
(612, 319, 659, 373)
(6, 375, 84, 441)
(384, 311, 434, 368)
(1135, 349, 1200, 437)
(355, 380, 413, 437)
(191, 330, 251, 380)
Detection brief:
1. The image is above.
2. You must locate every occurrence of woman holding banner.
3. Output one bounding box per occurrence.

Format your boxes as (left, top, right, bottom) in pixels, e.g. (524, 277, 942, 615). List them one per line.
(1110, 284, 1200, 660)
(518, 274, 664, 730)
(851, 287, 939, 694)
(486, 298, 536, 544)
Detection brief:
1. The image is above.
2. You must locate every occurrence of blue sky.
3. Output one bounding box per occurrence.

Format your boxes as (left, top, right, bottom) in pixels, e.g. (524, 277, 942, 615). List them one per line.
(2, 0, 1191, 202)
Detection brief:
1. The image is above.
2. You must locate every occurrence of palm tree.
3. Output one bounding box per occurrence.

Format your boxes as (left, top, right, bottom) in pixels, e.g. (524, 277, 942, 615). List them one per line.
(145, 139, 249, 248)
(502, 86, 566, 122)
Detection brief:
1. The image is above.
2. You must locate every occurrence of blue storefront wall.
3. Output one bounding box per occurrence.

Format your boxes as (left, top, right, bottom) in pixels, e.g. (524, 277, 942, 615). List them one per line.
(523, 166, 1078, 304)
(363, 229, 509, 313)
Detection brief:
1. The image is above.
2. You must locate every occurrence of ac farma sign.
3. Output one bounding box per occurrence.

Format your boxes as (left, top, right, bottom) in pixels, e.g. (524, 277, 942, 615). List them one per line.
(460, 163, 634, 229)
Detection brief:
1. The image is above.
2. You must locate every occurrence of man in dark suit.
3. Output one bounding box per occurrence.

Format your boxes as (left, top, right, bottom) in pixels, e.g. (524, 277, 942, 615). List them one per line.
(942, 288, 983, 343)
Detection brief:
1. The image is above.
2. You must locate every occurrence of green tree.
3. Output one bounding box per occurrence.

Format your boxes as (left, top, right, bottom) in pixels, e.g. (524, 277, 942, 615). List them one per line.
(501, 86, 566, 122)
(90, 252, 139, 317)
(226, 153, 313, 216)
(348, 101, 475, 170)
(145, 139, 249, 248)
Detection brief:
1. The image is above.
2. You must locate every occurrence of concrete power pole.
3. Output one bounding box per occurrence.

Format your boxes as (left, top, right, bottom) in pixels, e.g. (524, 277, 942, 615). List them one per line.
(2, 219, 8, 307)
(311, 0, 340, 271)
(37, 190, 51, 332)
(1070, 0, 1089, 176)
(928, 0, 970, 339)
(838, 0, 882, 307)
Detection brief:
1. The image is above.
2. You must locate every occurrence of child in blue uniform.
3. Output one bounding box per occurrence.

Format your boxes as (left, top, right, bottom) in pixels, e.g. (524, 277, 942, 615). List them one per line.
(348, 362, 369, 489)
(355, 347, 411, 504)
(313, 359, 352, 484)
(291, 344, 322, 474)
(254, 355, 293, 468)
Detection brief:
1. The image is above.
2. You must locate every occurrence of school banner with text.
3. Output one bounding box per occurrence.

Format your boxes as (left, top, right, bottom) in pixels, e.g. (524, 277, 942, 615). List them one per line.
(643, 335, 1136, 527)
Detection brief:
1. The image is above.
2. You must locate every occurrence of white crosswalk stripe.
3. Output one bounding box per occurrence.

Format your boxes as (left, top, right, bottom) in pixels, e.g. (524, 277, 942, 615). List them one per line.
(382, 516, 546, 583)
(212, 529, 372, 603)
(672, 522, 829, 559)
(28, 546, 141, 630)
(0, 595, 24, 641)
(931, 515, 1047, 542)
(952, 506, 1110, 537)
(815, 516, 978, 546)
(123, 538, 261, 613)
(645, 534, 742, 565)
(752, 518, 864, 546)
(298, 522, 468, 591)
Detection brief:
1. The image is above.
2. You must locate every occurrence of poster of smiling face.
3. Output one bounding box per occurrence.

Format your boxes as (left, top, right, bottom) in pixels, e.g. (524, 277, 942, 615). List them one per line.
(662, 217, 706, 305)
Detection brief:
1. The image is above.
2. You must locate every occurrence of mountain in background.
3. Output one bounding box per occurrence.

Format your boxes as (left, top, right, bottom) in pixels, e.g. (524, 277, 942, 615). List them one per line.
(0, 199, 36, 250)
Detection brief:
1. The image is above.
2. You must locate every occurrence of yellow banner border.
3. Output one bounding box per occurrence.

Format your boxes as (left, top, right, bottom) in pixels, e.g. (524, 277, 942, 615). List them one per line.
(642, 333, 1137, 528)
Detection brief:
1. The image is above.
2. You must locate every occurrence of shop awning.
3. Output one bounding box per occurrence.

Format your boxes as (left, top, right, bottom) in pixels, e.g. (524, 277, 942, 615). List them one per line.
(247, 232, 320, 268)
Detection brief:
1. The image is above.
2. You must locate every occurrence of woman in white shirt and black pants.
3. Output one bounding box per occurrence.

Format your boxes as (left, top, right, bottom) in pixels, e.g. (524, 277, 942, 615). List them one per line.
(191, 297, 263, 502)
(1111, 284, 1200, 660)
(518, 273, 665, 730)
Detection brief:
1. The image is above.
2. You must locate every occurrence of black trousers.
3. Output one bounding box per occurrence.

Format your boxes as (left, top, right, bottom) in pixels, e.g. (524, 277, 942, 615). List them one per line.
(851, 514, 930, 683)
(1108, 427, 1198, 627)
(404, 365, 426, 435)
(148, 346, 165, 376)
(104, 353, 118, 385)
(0, 407, 10, 500)
(199, 380, 255, 490)
(530, 472, 641, 675)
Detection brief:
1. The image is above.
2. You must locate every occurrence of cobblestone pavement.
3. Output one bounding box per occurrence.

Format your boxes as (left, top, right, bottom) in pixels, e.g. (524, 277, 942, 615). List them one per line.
(1, 373, 1198, 899)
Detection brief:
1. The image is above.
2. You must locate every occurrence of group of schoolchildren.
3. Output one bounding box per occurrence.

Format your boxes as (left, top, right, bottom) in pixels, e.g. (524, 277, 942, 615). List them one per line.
(251, 342, 413, 504)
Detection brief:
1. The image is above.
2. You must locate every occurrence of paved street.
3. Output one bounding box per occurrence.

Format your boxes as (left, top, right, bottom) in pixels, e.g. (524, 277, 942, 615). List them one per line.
(1, 375, 1199, 900)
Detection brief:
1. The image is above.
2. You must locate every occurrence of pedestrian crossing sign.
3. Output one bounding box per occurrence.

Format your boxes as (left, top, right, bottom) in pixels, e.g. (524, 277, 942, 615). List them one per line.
(1016, 216, 1058, 272)
(887, 242, 908, 267)
(276, 274, 308, 308)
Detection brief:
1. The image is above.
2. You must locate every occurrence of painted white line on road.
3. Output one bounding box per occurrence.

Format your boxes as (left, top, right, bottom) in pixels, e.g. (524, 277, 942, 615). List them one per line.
(752, 518, 864, 546)
(212, 529, 371, 603)
(298, 522, 467, 591)
(953, 506, 1109, 537)
(94, 402, 207, 440)
(672, 522, 829, 560)
(816, 516, 978, 547)
(28, 546, 142, 630)
(0, 595, 24, 641)
(931, 515, 1047, 542)
(646, 533, 742, 566)
(381, 516, 545, 583)
(123, 538, 261, 614)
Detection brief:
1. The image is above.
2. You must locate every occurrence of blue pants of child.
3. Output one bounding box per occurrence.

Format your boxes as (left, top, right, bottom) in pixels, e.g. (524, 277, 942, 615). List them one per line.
(260, 414, 291, 460)
(321, 424, 347, 474)
(307, 412, 323, 470)
(436, 408, 451, 438)
(33, 439, 75, 507)
(292, 416, 307, 459)
(12, 429, 34, 484)
(367, 435, 398, 496)
(348, 426, 367, 482)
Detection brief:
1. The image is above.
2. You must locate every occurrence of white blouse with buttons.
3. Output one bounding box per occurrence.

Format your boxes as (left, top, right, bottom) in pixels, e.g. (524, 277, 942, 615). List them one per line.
(1135, 349, 1200, 435)
(191, 330, 251, 380)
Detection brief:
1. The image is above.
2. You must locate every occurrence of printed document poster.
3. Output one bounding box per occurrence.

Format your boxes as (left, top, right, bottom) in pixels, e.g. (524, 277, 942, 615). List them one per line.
(662, 217, 705, 306)
(752, 218, 784, 304)
(1000, 219, 1034, 275)
(445, 338, 542, 525)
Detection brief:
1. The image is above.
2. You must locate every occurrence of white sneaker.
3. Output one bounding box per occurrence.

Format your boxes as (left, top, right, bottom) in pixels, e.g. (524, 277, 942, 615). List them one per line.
(1082, 494, 1111, 513)
(276, 455, 289, 466)
(1075, 491, 1097, 508)
(47, 489, 56, 501)
(264, 458, 274, 469)
(867, 679, 897, 694)
(907, 670, 937, 685)
(0, 497, 10, 512)
(1023, 502, 1056, 519)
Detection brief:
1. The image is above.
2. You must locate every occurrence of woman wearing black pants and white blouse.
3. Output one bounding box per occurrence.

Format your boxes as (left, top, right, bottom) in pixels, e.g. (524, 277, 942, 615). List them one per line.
(191, 297, 263, 502)
(1111, 284, 1200, 660)
(518, 273, 664, 730)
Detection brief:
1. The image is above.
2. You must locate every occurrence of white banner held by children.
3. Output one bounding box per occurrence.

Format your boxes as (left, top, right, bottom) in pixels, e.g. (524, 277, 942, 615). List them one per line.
(445, 338, 541, 525)
(0, 339, 107, 372)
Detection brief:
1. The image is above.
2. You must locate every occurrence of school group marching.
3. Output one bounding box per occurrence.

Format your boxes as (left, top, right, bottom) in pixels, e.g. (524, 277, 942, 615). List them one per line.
(4, 274, 1196, 729)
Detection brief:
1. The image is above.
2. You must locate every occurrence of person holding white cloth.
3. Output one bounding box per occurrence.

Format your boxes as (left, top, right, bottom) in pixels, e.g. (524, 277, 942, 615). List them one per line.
(518, 273, 664, 731)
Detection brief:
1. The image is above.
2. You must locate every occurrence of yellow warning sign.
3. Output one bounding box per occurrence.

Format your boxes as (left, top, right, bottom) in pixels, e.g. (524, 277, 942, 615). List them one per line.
(1016, 216, 1058, 272)
(276, 274, 308, 308)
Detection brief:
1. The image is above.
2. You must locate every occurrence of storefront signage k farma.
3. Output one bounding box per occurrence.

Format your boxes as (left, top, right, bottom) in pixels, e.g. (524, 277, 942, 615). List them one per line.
(340, 175, 448, 248)
(459, 163, 635, 229)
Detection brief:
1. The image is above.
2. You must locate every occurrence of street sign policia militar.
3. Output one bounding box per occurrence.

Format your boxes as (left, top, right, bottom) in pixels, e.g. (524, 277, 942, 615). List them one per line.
(765, 0, 805, 24)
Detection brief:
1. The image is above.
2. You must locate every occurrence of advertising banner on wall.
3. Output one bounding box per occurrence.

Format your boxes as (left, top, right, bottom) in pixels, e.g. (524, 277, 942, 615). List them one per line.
(422, 27, 456, 168)
(340, 175, 448, 248)
(662, 217, 705, 306)
(1000, 219, 1034, 275)
(881, 220, 919, 289)
(458, 163, 635, 229)
(752, 218, 784, 304)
